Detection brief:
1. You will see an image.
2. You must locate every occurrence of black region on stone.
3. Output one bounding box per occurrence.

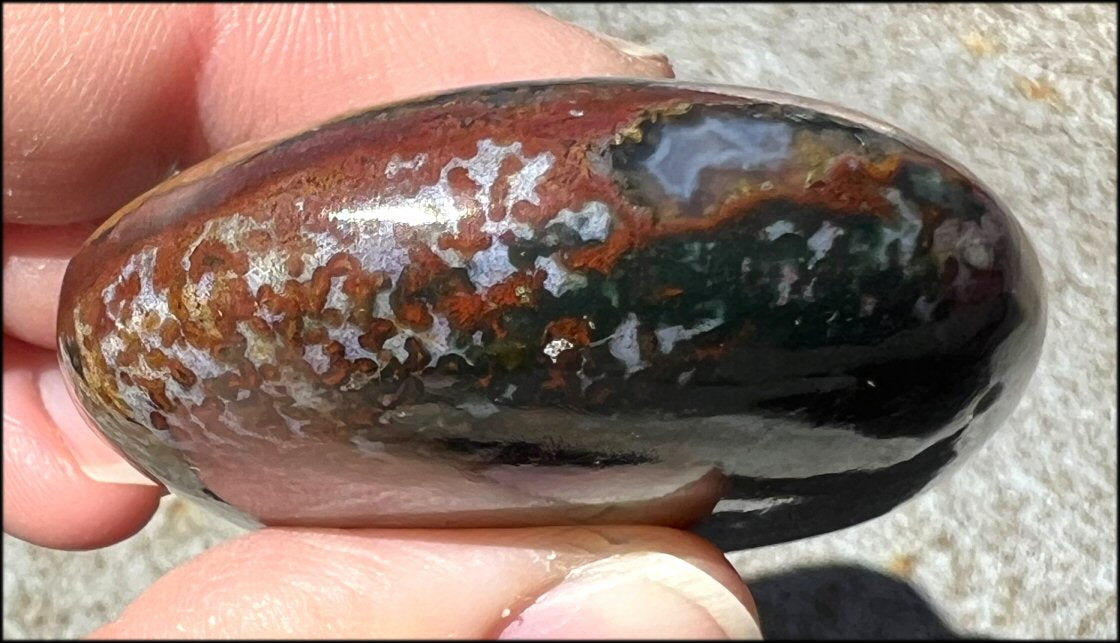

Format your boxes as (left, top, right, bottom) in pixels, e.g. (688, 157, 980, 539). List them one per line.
(200, 486, 230, 505)
(436, 437, 657, 468)
(691, 424, 966, 551)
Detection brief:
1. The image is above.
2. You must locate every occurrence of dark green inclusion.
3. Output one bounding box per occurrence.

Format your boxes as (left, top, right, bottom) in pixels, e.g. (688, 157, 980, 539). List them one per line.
(413, 151, 1016, 446)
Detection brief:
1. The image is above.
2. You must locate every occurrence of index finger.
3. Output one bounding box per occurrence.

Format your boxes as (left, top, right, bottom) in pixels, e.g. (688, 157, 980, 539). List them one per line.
(2, 3, 672, 350)
(2, 3, 671, 227)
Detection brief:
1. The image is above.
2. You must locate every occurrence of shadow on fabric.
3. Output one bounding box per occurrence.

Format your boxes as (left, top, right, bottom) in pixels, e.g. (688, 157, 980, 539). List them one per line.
(746, 564, 984, 640)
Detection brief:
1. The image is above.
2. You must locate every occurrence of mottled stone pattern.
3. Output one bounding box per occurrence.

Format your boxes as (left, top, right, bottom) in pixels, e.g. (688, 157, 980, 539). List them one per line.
(57, 80, 1044, 546)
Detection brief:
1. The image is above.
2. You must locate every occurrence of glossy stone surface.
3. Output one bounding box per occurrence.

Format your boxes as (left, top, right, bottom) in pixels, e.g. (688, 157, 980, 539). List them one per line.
(57, 79, 1045, 549)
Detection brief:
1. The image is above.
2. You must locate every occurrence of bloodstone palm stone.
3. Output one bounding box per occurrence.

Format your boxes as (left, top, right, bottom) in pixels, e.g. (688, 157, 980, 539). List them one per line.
(57, 79, 1046, 550)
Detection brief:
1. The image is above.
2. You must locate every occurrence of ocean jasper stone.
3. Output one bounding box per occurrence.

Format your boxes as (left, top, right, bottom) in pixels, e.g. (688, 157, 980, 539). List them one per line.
(57, 79, 1045, 549)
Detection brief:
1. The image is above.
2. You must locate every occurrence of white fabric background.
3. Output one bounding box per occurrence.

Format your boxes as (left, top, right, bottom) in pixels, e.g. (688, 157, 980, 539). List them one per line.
(3, 4, 1116, 638)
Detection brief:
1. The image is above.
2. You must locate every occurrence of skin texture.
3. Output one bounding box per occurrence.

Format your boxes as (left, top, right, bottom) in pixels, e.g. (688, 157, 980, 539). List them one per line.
(3, 4, 760, 638)
(89, 526, 758, 639)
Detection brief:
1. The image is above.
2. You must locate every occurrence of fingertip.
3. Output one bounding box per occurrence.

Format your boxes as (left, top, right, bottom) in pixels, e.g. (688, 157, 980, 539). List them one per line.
(2, 337, 163, 550)
(1, 222, 98, 349)
(196, 4, 676, 149)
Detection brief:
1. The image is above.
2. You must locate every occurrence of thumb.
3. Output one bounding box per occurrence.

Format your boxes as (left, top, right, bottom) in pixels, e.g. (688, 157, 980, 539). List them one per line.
(496, 550, 761, 639)
(91, 526, 761, 639)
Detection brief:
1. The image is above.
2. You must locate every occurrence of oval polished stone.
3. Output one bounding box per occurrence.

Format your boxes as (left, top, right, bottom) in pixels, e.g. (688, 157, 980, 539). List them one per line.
(57, 79, 1046, 549)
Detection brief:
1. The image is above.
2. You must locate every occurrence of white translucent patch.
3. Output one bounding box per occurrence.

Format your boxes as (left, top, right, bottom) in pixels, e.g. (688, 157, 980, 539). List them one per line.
(237, 321, 276, 368)
(72, 312, 93, 344)
(196, 271, 216, 299)
(608, 312, 648, 376)
(480, 211, 536, 241)
(340, 223, 410, 280)
(106, 247, 174, 337)
(535, 254, 588, 297)
(325, 323, 381, 363)
(931, 214, 1001, 289)
(878, 188, 923, 268)
(331, 140, 556, 283)
(801, 276, 817, 302)
(467, 241, 519, 290)
(654, 303, 726, 354)
(763, 220, 796, 241)
(380, 310, 466, 368)
(340, 370, 377, 392)
(961, 239, 993, 269)
(456, 399, 501, 418)
(931, 218, 961, 266)
(636, 115, 793, 200)
(806, 221, 844, 268)
(957, 217, 1000, 270)
(257, 306, 285, 325)
(384, 152, 427, 178)
(459, 139, 513, 209)
(677, 369, 696, 385)
(174, 342, 232, 380)
(97, 245, 235, 438)
(549, 201, 612, 242)
(381, 333, 411, 365)
(679, 241, 715, 272)
(166, 373, 206, 409)
(350, 435, 387, 453)
(712, 496, 800, 514)
(275, 409, 310, 437)
(433, 246, 469, 269)
(260, 365, 337, 414)
(99, 334, 126, 365)
(324, 275, 350, 312)
(373, 139, 554, 228)
(372, 290, 394, 319)
(775, 263, 799, 306)
(543, 338, 574, 363)
(419, 313, 462, 365)
(117, 383, 156, 427)
(303, 344, 332, 375)
(244, 246, 290, 296)
(505, 151, 555, 212)
(297, 229, 341, 279)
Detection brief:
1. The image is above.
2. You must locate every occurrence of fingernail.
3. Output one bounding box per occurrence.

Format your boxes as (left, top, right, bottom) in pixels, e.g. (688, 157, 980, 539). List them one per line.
(588, 31, 674, 78)
(38, 367, 158, 487)
(497, 552, 761, 640)
(597, 32, 668, 59)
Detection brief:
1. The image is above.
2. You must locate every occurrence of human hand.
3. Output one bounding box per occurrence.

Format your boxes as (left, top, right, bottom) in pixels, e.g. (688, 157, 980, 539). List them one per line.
(3, 4, 761, 637)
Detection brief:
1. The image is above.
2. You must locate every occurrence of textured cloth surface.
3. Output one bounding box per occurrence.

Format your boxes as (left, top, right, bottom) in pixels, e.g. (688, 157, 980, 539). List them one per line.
(3, 4, 1116, 639)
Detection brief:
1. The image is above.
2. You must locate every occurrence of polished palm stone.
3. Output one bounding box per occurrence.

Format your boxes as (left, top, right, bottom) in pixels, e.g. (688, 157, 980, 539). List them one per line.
(57, 79, 1046, 549)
